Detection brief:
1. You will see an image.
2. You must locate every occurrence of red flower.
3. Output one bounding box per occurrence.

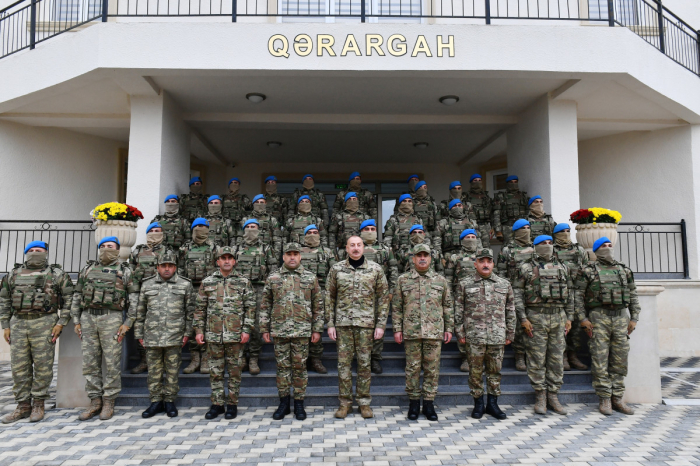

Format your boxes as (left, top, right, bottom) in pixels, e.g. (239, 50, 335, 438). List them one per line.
(125, 204, 144, 220)
(570, 209, 593, 224)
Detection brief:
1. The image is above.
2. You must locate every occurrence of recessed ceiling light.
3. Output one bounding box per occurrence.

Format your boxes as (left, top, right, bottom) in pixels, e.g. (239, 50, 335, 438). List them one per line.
(247, 93, 266, 103)
(267, 141, 282, 148)
(439, 95, 459, 105)
(414, 142, 429, 149)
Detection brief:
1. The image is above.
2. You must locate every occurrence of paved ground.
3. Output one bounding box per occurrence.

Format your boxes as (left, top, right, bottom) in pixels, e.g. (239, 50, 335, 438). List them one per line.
(1, 361, 699, 466)
(662, 357, 700, 400)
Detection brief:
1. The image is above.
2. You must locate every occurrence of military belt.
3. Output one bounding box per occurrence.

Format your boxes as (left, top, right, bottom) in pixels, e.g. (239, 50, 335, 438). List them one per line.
(591, 307, 626, 317)
(14, 312, 53, 320)
(527, 305, 564, 314)
(87, 309, 122, 316)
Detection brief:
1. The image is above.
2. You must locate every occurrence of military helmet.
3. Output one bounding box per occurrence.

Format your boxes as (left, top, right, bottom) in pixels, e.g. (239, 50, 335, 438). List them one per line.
(217, 246, 236, 258)
(284, 242, 302, 253)
(158, 250, 178, 265)
(475, 248, 494, 260)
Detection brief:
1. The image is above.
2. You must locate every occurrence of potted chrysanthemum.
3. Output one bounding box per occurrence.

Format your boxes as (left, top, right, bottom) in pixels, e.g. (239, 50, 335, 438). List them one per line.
(569, 207, 621, 255)
(91, 202, 144, 259)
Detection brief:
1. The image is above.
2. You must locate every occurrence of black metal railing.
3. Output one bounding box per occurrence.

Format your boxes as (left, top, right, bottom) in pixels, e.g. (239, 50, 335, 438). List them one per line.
(0, 220, 97, 275)
(616, 220, 689, 279)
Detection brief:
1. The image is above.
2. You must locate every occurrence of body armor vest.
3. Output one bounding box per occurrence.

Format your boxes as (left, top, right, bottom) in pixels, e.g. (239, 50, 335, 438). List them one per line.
(529, 216, 553, 239)
(181, 193, 207, 219)
(524, 261, 569, 305)
(339, 212, 364, 244)
(501, 191, 528, 223)
(394, 215, 420, 248)
(235, 246, 268, 284)
(300, 249, 330, 284)
(183, 245, 216, 284)
(364, 245, 390, 274)
(223, 194, 248, 224)
(444, 217, 472, 251)
(506, 244, 534, 281)
(157, 216, 186, 248)
(290, 215, 317, 244)
(10, 265, 59, 312)
(205, 216, 227, 246)
(81, 263, 128, 311)
(132, 246, 167, 284)
(589, 263, 630, 308)
(468, 191, 491, 223)
(454, 252, 477, 281)
(555, 246, 586, 277)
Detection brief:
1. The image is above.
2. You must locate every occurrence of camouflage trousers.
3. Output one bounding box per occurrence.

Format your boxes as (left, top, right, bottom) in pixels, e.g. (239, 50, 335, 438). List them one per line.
(477, 222, 491, 248)
(501, 224, 514, 245)
(274, 337, 309, 399)
(458, 340, 471, 362)
(588, 309, 630, 398)
(308, 290, 326, 360)
(525, 308, 566, 393)
(146, 346, 181, 402)
(511, 322, 526, 356)
(208, 342, 243, 405)
(565, 317, 584, 353)
(468, 343, 504, 398)
(337, 326, 373, 407)
(9, 313, 58, 403)
(404, 339, 442, 400)
(189, 281, 207, 356)
(242, 284, 264, 361)
(81, 311, 123, 400)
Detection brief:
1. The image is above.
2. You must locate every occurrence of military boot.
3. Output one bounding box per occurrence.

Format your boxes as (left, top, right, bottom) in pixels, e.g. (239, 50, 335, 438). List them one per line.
(371, 360, 383, 374)
(199, 352, 210, 374)
(612, 396, 635, 415)
(248, 358, 260, 375)
(241, 357, 249, 373)
(359, 406, 374, 419)
(534, 390, 547, 415)
(515, 353, 527, 372)
(471, 396, 485, 419)
(165, 402, 178, 418)
(562, 351, 571, 371)
(460, 359, 470, 372)
(142, 401, 165, 418)
(183, 351, 201, 374)
(29, 399, 45, 422)
(130, 355, 148, 374)
(335, 405, 352, 419)
(485, 394, 507, 420)
(205, 405, 225, 419)
(309, 358, 327, 374)
(422, 400, 438, 421)
(598, 397, 613, 415)
(407, 400, 420, 421)
(547, 392, 567, 415)
(225, 405, 238, 420)
(2, 401, 31, 424)
(273, 396, 291, 420)
(79, 398, 103, 421)
(567, 351, 588, 370)
(294, 399, 307, 421)
(100, 398, 115, 420)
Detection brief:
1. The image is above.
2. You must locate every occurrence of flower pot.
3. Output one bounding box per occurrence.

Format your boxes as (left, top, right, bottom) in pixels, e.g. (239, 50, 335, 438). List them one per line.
(575, 223, 618, 260)
(94, 219, 138, 260)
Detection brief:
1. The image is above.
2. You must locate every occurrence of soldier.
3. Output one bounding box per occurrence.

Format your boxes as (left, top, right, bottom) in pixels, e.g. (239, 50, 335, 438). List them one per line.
(553, 223, 589, 371)
(329, 192, 371, 253)
(260, 243, 324, 421)
(1, 241, 74, 424)
(178, 218, 218, 375)
(132, 251, 195, 419)
(439, 180, 464, 220)
(204, 195, 234, 247)
(180, 176, 209, 221)
(392, 243, 453, 421)
(384, 194, 423, 253)
(513, 235, 573, 416)
(395, 225, 443, 275)
(150, 195, 191, 250)
(496, 219, 534, 372)
(493, 175, 529, 244)
(333, 172, 377, 218)
(285, 195, 328, 246)
(576, 237, 640, 416)
(434, 199, 478, 256)
(263, 175, 288, 225)
(222, 177, 252, 226)
(193, 246, 256, 420)
(455, 248, 515, 420)
(466, 174, 499, 248)
(290, 174, 328, 223)
(327, 235, 390, 419)
(235, 219, 278, 375)
(410, 181, 440, 233)
(358, 219, 399, 375)
(237, 195, 283, 261)
(73, 237, 139, 421)
(527, 196, 557, 240)
(299, 225, 336, 374)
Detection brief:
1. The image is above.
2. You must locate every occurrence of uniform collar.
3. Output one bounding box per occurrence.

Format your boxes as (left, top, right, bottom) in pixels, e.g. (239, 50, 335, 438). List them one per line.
(410, 268, 433, 279)
(281, 264, 305, 274)
(474, 272, 496, 282)
(344, 258, 367, 269)
(155, 272, 179, 283)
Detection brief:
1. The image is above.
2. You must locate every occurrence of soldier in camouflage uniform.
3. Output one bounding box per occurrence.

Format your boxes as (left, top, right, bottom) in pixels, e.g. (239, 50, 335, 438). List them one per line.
(132, 251, 195, 419)
(235, 219, 278, 375)
(434, 199, 479, 256)
(180, 176, 209, 221)
(439, 180, 465, 220)
(193, 246, 256, 420)
(203, 195, 234, 247)
(178, 218, 218, 374)
(513, 235, 573, 416)
(261, 243, 324, 421)
(290, 174, 328, 224)
(384, 194, 423, 253)
(493, 175, 529, 244)
(1, 241, 73, 424)
(329, 192, 372, 252)
(237, 195, 283, 262)
(553, 223, 589, 371)
(465, 174, 499, 248)
(392, 243, 453, 421)
(395, 225, 443, 275)
(285, 196, 328, 246)
(455, 248, 515, 420)
(299, 225, 336, 374)
(527, 196, 557, 241)
(576, 237, 640, 416)
(150, 195, 191, 249)
(333, 172, 378, 219)
(395, 181, 439, 233)
(73, 237, 139, 421)
(263, 175, 288, 226)
(496, 219, 534, 372)
(327, 235, 390, 419)
(222, 177, 252, 226)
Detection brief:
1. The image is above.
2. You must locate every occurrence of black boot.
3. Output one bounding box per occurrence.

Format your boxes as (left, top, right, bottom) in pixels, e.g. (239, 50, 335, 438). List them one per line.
(142, 401, 165, 418)
(164, 402, 178, 418)
(485, 394, 507, 420)
(273, 396, 291, 420)
(407, 399, 420, 421)
(205, 405, 225, 420)
(471, 396, 485, 419)
(294, 399, 307, 420)
(225, 405, 238, 420)
(422, 400, 438, 421)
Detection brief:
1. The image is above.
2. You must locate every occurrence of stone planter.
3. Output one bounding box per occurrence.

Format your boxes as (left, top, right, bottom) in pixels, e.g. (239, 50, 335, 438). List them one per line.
(94, 219, 138, 260)
(575, 222, 618, 260)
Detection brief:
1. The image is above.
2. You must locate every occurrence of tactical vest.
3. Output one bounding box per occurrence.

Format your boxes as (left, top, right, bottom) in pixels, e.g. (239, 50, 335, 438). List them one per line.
(223, 194, 247, 224)
(9, 265, 60, 312)
(132, 246, 164, 284)
(266, 195, 285, 222)
(589, 263, 630, 308)
(300, 249, 330, 284)
(339, 212, 363, 244)
(205, 216, 227, 246)
(395, 215, 420, 248)
(181, 193, 207, 219)
(289, 215, 316, 244)
(246, 215, 273, 245)
(158, 216, 185, 248)
(81, 263, 128, 311)
(469, 191, 491, 223)
(529, 216, 553, 239)
(555, 246, 586, 277)
(454, 252, 477, 281)
(183, 245, 216, 283)
(413, 201, 433, 229)
(443, 217, 471, 251)
(235, 246, 268, 284)
(524, 261, 569, 305)
(506, 244, 534, 281)
(501, 192, 528, 223)
(364, 245, 390, 274)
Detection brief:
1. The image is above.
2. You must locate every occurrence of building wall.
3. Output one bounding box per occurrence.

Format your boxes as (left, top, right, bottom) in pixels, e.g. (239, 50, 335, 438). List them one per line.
(662, 0, 700, 29)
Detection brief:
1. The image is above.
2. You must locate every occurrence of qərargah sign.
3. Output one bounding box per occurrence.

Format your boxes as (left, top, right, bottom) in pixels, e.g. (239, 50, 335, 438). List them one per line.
(268, 34, 455, 58)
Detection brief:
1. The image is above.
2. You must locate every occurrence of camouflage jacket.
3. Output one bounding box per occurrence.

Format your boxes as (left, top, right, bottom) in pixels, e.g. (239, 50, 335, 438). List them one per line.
(0, 262, 74, 329)
(444, 247, 479, 294)
(383, 212, 423, 252)
(467, 189, 499, 229)
(204, 214, 235, 247)
(179, 192, 209, 221)
(129, 243, 174, 286)
(555, 243, 588, 318)
(193, 270, 256, 344)
(575, 260, 641, 322)
(361, 242, 398, 292)
(236, 213, 282, 260)
(299, 245, 337, 286)
(264, 193, 289, 225)
(234, 241, 278, 285)
(392, 269, 453, 340)
(260, 265, 324, 338)
(455, 272, 516, 345)
(132, 273, 195, 346)
(290, 187, 328, 222)
(434, 212, 479, 253)
(177, 240, 218, 285)
(326, 259, 390, 329)
(394, 194, 439, 232)
(333, 187, 377, 219)
(493, 189, 529, 227)
(285, 214, 328, 247)
(527, 214, 557, 241)
(71, 261, 139, 326)
(222, 192, 252, 225)
(395, 243, 443, 276)
(150, 214, 191, 249)
(496, 241, 534, 283)
(328, 210, 371, 251)
(512, 256, 574, 322)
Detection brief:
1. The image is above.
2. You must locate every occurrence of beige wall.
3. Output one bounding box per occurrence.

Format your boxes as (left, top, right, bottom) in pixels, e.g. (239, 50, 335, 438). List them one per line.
(652, 280, 700, 357)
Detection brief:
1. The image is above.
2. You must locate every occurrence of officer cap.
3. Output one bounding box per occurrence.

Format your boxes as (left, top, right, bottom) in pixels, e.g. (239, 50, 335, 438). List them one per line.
(449, 181, 462, 190)
(284, 242, 302, 254)
(189, 176, 202, 186)
(243, 219, 259, 229)
(593, 236, 612, 252)
(528, 195, 542, 206)
(409, 224, 424, 234)
(412, 243, 431, 255)
(217, 246, 235, 258)
(146, 222, 161, 233)
(298, 195, 311, 204)
(553, 223, 571, 234)
(207, 195, 221, 204)
(512, 219, 530, 231)
(265, 175, 277, 183)
(398, 194, 413, 203)
(448, 199, 463, 210)
(191, 218, 209, 230)
(475, 248, 494, 259)
(252, 194, 265, 203)
(98, 236, 120, 248)
(349, 171, 361, 180)
(533, 235, 553, 245)
(470, 174, 482, 182)
(460, 229, 477, 240)
(303, 174, 313, 181)
(360, 219, 376, 230)
(407, 174, 419, 183)
(414, 181, 426, 190)
(157, 250, 177, 265)
(344, 192, 358, 202)
(506, 175, 518, 182)
(164, 194, 179, 203)
(304, 224, 319, 235)
(228, 177, 240, 185)
(24, 240, 48, 254)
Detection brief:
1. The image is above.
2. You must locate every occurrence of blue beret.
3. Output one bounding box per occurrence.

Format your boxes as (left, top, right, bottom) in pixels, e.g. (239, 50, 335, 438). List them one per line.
(243, 219, 259, 229)
(414, 181, 426, 190)
(98, 236, 120, 248)
(470, 174, 482, 182)
(298, 195, 310, 204)
(303, 174, 313, 181)
(191, 218, 209, 230)
(207, 195, 221, 204)
(399, 194, 413, 203)
(593, 237, 612, 252)
(304, 224, 319, 235)
(265, 176, 277, 183)
(407, 174, 419, 183)
(164, 194, 179, 203)
(345, 192, 358, 202)
(189, 176, 202, 186)
(512, 219, 530, 231)
(252, 194, 265, 203)
(146, 222, 161, 233)
(506, 175, 518, 182)
(448, 199, 462, 210)
(228, 177, 240, 185)
(349, 171, 361, 180)
(24, 240, 47, 254)
(553, 223, 570, 234)
(449, 181, 462, 190)
(533, 235, 553, 246)
(528, 195, 542, 206)
(460, 229, 477, 240)
(409, 224, 424, 234)
(360, 219, 376, 230)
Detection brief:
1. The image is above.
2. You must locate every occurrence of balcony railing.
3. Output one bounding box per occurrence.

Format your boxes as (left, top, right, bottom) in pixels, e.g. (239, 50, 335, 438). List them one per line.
(616, 220, 689, 279)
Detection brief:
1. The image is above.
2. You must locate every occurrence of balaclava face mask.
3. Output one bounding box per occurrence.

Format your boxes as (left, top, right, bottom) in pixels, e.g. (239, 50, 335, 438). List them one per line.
(471, 180, 483, 191)
(305, 233, 320, 248)
(462, 237, 478, 251)
(360, 230, 377, 245)
(193, 226, 209, 244)
(554, 231, 572, 248)
(190, 184, 203, 195)
(345, 199, 359, 213)
(409, 232, 425, 245)
(349, 179, 361, 190)
(266, 183, 277, 195)
(164, 203, 179, 216)
(535, 243, 554, 261)
(450, 187, 462, 200)
(398, 202, 414, 215)
(530, 202, 545, 218)
(208, 204, 222, 215)
(253, 203, 266, 214)
(450, 206, 464, 219)
(303, 178, 314, 190)
(596, 246, 614, 263)
(26, 251, 48, 269)
(146, 232, 164, 248)
(229, 183, 240, 194)
(408, 179, 418, 192)
(514, 228, 531, 246)
(243, 228, 260, 245)
(99, 248, 120, 265)
(298, 202, 312, 214)
(414, 186, 428, 199)
(507, 181, 519, 192)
